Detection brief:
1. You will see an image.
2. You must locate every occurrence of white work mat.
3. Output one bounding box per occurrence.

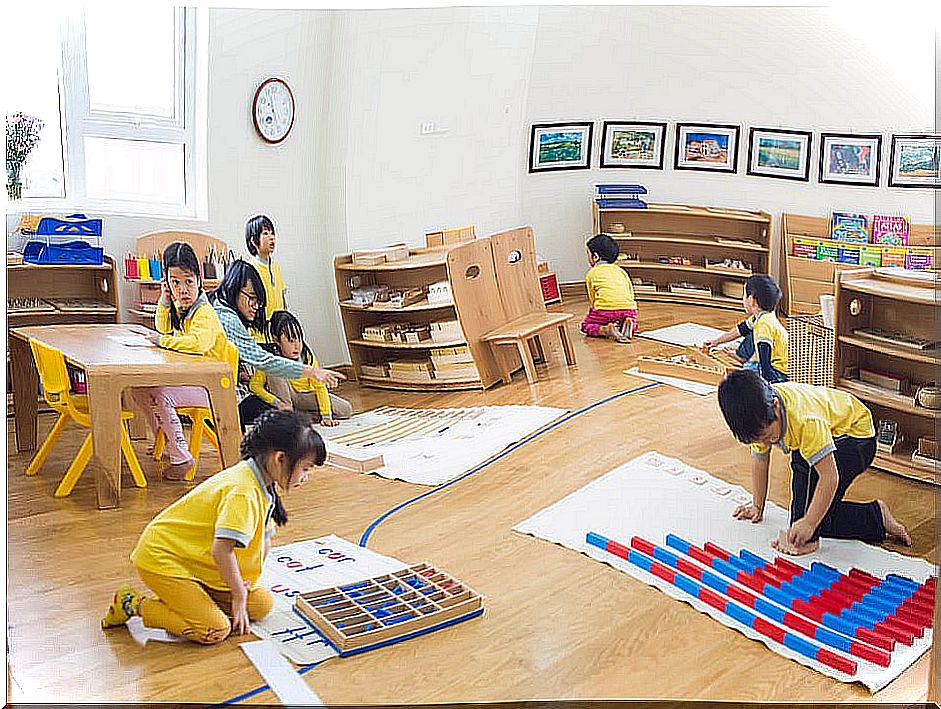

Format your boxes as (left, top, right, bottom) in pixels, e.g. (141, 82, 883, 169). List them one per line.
(250, 535, 407, 665)
(316, 406, 567, 486)
(513, 451, 932, 692)
(640, 322, 740, 348)
(624, 367, 717, 396)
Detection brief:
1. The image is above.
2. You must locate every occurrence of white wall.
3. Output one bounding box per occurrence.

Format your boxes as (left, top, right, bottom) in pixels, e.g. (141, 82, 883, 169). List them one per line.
(520, 6, 937, 282)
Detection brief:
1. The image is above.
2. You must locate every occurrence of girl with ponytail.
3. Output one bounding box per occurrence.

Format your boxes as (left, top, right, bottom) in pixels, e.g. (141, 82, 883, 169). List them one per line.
(102, 410, 326, 645)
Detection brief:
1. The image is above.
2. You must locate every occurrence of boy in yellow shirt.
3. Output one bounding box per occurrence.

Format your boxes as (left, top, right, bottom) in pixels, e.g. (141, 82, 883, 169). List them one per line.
(717, 369, 911, 556)
(246, 214, 287, 320)
(704, 274, 787, 383)
(580, 234, 638, 342)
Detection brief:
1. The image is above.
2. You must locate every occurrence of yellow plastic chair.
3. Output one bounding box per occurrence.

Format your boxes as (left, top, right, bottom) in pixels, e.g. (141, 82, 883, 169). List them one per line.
(152, 341, 239, 481)
(26, 339, 147, 497)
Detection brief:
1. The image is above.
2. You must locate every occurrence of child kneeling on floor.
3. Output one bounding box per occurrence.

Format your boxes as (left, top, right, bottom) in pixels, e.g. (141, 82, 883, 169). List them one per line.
(717, 369, 911, 556)
(102, 410, 326, 644)
(580, 233, 638, 342)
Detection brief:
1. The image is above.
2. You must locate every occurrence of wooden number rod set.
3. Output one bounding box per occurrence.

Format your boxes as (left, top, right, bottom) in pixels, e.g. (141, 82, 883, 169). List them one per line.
(638, 346, 741, 386)
(295, 563, 484, 656)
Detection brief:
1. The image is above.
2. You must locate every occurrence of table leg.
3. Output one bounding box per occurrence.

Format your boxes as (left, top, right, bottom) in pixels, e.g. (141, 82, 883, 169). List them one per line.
(86, 373, 122, 509)
(515, 340, 538, 384)
(11, 336, 38, 452)
(123, 391, 149, 440)
(531, 335, 546, 365)
(204, 381, 240, 469)
(558, 324, 576, 366)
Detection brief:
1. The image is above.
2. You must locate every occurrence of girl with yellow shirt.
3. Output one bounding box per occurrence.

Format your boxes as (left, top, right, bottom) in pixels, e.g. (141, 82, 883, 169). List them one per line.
(102, 410, 326, 644)
(132, 242, 229, 480)
(246, 214, 287, 320)
(580, 234, 638, 342)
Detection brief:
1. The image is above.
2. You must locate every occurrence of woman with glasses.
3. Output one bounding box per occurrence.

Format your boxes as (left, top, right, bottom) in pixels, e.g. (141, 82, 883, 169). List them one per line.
(210, 260, 345, 427)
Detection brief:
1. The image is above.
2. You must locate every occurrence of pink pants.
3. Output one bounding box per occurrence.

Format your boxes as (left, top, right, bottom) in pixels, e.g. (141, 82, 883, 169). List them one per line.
(580, 308, 638, 337)
(131, 386, 209, 465)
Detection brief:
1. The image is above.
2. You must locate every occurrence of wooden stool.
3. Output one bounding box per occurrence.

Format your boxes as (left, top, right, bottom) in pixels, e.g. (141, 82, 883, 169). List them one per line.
(482, 312, 576, 384)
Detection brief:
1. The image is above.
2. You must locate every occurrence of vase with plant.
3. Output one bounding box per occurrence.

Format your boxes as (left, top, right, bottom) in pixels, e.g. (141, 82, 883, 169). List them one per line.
(6, 112, 44, 201)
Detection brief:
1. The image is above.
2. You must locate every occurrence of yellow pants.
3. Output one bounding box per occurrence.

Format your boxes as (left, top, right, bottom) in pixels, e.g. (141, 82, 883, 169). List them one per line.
(137, 568, 274, 644)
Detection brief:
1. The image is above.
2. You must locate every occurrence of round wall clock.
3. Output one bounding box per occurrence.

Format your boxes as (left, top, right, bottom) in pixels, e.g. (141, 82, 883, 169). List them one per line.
(252, 77, 295, 144)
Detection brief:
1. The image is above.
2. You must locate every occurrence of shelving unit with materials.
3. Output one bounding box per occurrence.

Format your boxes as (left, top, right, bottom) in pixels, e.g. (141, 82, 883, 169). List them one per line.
(833, 267, 940, 485)
(334, 246, 489, 391)
(591, 201, 772, 310)
(780, 213, 937, 315)
(124, 231, 228, 329)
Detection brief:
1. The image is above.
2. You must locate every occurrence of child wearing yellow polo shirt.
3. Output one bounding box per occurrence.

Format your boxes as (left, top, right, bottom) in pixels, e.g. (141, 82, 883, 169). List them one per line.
(717, 370, 912, 556)
(703, 274, 788, 383)
(133, 242, 230, 480)
(580, 234, 638, 342)
(246, 214, 287, 320)
(250, 310, 353, 426)
(102, 410, 326, 644)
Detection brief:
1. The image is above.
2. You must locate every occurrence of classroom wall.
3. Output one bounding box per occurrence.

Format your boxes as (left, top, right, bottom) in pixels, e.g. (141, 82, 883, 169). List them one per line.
(519, 5, 937, 283)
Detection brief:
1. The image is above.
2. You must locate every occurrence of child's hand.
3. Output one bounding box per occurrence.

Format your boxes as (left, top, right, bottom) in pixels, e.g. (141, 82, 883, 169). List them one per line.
(159, 281, 173, 304)
(230, 584, 250, 635)
(275, 399, 292, 411)
(145, 331, 163, 346)
(702, 339, 716, 348)
(321, 416, 338, 427)
(304, 366, 346, 388)
(785, 518, 815, 548)
(732, 503, 763, 523)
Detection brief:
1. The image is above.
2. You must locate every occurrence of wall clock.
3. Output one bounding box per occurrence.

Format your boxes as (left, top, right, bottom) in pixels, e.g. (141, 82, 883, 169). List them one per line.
(252, 77, 295, 144)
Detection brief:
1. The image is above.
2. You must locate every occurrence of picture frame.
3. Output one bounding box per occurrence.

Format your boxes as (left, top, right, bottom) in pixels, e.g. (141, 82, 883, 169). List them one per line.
(888, 134, 940, 188)
(746, 127, 812, 182)
(819, 133, 882, 186)
(674, 123, 740, 173)
(528, 122, 594, 173)
(599, 121, 667, 169)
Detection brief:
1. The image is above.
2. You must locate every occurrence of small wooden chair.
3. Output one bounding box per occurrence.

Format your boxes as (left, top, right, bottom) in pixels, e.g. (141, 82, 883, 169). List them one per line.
(482, 311, 575, 384)
(152, 341, 239, 481)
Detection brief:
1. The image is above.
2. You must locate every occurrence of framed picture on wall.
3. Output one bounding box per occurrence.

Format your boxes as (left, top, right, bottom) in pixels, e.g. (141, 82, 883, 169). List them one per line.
(819, 133, 882, 186)
(888, 134, 940, 188)
(746, 127, 812, 181)
(674, 123, 740, 173)
(599, 121, 667, 169)
(528, 122, 594, 173)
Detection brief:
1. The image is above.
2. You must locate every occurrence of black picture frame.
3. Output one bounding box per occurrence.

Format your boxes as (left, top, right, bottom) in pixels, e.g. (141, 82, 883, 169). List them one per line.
(673, 123, 740, 173)
(746, 127, 812, 182)
(818, 132, 882, 187)
(528, 122, 594, 173)
(888, 134, 940, 189)
(599, 121, 668, 169)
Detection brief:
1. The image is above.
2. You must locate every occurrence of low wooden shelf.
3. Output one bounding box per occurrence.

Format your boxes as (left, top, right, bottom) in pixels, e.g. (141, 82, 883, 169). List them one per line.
(593, 202, 772, 311)
(833, 267, 940, 486)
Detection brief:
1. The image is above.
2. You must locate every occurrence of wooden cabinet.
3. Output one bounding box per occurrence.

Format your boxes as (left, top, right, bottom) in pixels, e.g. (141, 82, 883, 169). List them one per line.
(7, 259, 119, 327)
(781, 213, 938, 315)
(833, 268, 939, 485)
(592, 202, 772, 310)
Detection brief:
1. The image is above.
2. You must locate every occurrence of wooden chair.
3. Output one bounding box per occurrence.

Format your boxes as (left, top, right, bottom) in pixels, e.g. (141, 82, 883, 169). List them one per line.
(480, 227, 576, 385)
(152, 341, 239, 481)
(26, 339, 147, 497)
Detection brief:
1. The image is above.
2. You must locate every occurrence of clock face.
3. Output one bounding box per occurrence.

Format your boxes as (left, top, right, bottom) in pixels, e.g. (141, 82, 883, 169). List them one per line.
(253, 78, 295, 144)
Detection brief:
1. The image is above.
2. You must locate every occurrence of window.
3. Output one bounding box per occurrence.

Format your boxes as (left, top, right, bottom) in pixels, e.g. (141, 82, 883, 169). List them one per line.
(8, 7, 205, 217)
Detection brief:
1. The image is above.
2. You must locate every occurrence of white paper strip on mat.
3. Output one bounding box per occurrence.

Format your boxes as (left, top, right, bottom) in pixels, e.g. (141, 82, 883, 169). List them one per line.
(640, 322, 741, 348)
(241, 640, 324, 706)
(513, 451, 933, 692)
(624, 366, 716, 396)
(315, 405, 567, 486)
(250, 535, 407, 665)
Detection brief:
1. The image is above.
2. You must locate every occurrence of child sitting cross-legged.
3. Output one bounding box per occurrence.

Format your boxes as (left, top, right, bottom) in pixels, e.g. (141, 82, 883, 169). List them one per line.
(717, 369, 911, 556)
(580, 233, 638, 342)
(101, 410, 326, 644)
(250, 310, 353, 426)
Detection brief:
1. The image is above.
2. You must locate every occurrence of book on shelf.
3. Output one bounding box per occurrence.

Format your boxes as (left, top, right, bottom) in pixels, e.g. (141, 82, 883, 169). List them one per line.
(829, 212, 869, 243)
(857, 367, 908, 393)
(871, 215, 910, 246)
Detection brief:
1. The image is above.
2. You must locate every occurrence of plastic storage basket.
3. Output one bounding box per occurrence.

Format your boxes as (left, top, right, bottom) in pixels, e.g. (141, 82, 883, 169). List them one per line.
(786, 314, 834, 387)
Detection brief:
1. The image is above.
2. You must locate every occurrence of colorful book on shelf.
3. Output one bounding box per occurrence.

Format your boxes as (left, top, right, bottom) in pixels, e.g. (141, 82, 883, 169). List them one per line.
(829, 212, 869, 243)
(871, 215, 910, 246)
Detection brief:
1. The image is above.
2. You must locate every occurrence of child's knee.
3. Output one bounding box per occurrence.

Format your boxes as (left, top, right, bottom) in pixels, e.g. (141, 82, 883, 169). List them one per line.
(247, 588, 274, 621)
(188, 615, 231, 644)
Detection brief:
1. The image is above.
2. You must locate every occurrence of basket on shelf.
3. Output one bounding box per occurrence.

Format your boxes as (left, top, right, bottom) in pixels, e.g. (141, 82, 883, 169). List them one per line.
(786, 314, 833, 387)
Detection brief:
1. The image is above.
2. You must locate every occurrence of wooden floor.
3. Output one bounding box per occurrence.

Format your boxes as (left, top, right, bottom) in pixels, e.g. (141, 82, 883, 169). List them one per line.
(6, 297, 937, 704)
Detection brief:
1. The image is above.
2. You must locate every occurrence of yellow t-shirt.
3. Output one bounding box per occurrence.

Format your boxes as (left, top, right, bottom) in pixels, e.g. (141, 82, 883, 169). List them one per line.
(253, 256, 287, 320)
(750, 382, 874, 466)
(249, 355, 331, 417)
(752, 311, 788, 374)
(131, 459, 275, 589)
(585, 262, 637, 311)
(155, 293, 229, 361)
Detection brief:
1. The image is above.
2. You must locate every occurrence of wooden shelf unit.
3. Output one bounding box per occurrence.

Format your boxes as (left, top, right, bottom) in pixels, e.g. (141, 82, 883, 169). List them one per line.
(833, 267, 940, 485)
(335, 247, 487, 391)
(7, 258, 119, 327)
(592, 202, 772, 311)
(781, 213, 938, 315)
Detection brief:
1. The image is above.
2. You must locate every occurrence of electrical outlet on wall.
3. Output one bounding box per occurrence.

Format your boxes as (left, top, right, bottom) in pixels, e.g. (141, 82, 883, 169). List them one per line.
(420, 121, 435, 135)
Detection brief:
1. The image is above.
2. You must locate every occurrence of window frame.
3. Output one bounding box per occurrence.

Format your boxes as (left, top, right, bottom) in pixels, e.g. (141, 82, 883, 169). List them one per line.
(19, 7, 205, 219)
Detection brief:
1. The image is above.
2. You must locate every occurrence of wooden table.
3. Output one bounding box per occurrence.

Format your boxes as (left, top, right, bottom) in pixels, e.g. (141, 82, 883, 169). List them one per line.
(11, 324, 240, 509)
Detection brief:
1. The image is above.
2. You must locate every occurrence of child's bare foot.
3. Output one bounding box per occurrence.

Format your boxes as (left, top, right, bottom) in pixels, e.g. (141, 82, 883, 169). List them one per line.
(162, 460, 193, 481)
(878, 500, 912, 546)
(771, 529, 819, 556)
(598, 323, 621, 341)
(619, 320, 635, 341)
